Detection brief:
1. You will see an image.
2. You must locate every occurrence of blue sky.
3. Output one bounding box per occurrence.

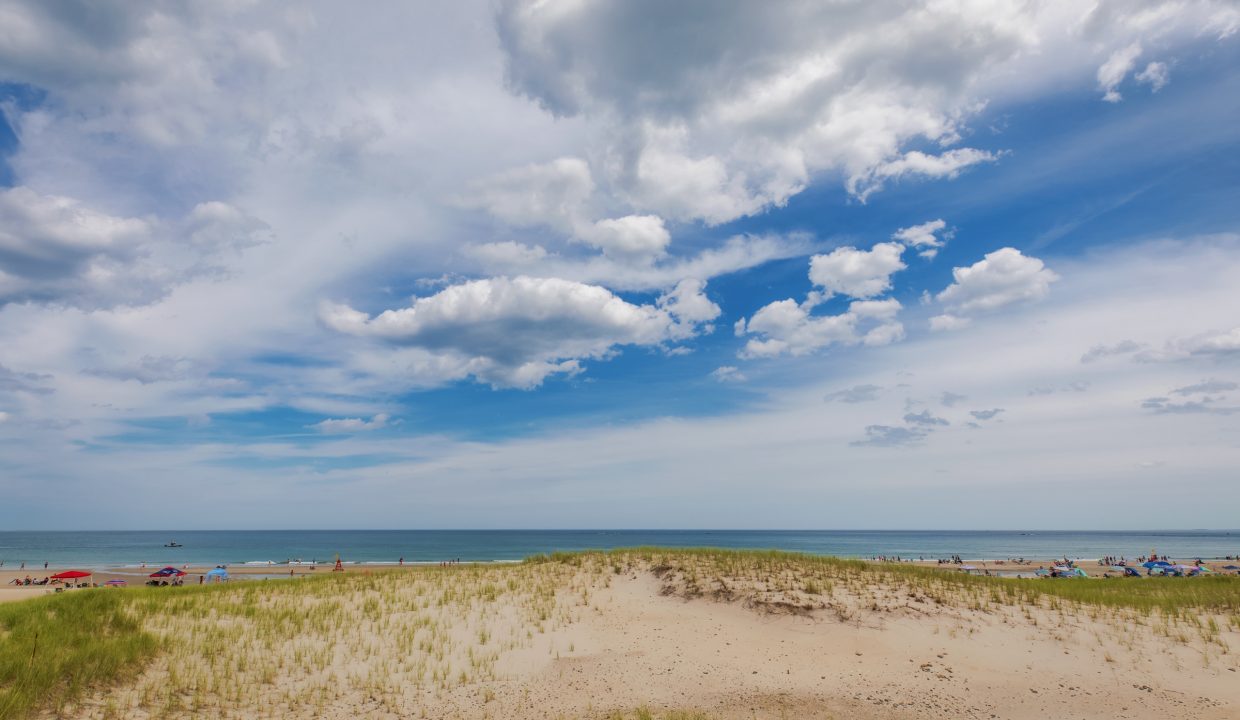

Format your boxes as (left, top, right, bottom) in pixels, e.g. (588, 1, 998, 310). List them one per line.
(0, 1, 1238, 530)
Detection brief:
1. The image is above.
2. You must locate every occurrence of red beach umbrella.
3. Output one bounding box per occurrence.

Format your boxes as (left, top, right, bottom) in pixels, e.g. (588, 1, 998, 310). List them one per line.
(150, 566, 186, 578)
(50, 570, 92, 580)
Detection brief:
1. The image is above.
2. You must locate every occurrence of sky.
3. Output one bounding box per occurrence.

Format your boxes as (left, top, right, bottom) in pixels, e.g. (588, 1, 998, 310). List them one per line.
(0, 1, 1238, 530)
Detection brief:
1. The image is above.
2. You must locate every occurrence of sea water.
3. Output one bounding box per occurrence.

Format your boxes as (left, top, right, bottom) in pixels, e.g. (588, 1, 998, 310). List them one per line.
(1, 529, 1237, 569)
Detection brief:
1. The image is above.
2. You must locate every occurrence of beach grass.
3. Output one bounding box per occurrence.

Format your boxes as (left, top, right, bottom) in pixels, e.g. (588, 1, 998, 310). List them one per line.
(2, 548, 1238, 718)
(0, 590, 158, 720)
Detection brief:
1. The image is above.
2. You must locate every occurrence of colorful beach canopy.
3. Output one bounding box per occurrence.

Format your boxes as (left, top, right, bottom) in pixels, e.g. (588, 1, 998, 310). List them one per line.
(150, 566, 186, 577)
(50, 570, 91, 579)
(205, 567, 229, 579)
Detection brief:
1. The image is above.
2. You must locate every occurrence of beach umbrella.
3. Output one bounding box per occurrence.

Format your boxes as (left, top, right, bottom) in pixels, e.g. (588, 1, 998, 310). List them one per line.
(104, 579, 127, 586)
(50, 570, 91, 580)
(205, 567, 229, 581)
(150, 566, 187, 577)
(1141, 561, 1170, 569)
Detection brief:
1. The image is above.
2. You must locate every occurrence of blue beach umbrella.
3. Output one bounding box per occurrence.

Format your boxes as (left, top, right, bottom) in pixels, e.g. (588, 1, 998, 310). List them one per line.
(1141, 561, 1171, 569)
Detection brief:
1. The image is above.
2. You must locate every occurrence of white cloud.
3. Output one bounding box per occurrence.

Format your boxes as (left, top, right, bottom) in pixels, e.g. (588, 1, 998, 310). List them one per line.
(936, 248, 1058, 314)
(892, 219, 949, 259)
(1135, 61, 1170, 92)
(1081, 339, 1145, 363)
(738, 298, 903, 358)
(710, 366, 746, 383)
(579, 215, 671, 262)
(850, 149, 999, 201)
(0, 187, 150, 306)
(496, 1, 1234, 221)
(808, 242, 906, 300)
(929, 314, 971, 332)
(467, 232, 809, 292)
(1178, 327, 1240, 356)
(312, 413, 390, 433)
(1097, 43, 1142, 102)
(462, 157, 593, 231)
(321, 276, 718, 388)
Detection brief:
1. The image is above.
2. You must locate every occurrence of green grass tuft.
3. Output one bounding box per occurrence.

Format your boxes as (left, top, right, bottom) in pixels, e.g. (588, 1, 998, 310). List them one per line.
(0, 590, 159, 719)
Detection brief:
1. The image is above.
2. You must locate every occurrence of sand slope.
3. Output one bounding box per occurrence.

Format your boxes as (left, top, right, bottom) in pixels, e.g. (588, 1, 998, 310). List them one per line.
(42, 559, 1240, 720)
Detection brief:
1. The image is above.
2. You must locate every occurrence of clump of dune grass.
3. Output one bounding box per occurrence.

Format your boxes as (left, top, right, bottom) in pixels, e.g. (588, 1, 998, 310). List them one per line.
(0, 590, 158, 719)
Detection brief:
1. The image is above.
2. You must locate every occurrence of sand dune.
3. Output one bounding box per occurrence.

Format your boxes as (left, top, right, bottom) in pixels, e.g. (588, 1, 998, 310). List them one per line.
(29, 553, 1240, 719)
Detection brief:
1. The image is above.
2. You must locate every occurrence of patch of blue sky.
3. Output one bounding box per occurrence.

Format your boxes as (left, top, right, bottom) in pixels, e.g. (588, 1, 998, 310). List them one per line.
(389, 353, 767, 442)
(0, 82, 47, 187)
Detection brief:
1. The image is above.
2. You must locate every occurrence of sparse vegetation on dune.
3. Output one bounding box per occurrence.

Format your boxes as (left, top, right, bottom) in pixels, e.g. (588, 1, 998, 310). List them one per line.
(2, 549, 1237, 719)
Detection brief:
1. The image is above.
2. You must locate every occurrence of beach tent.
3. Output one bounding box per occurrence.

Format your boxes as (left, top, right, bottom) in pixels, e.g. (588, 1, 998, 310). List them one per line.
(50, 570, 91, 580)
(1122, 567, 1141, 577)
(205, 567, 229, 582)
(150, 566, 186, 578)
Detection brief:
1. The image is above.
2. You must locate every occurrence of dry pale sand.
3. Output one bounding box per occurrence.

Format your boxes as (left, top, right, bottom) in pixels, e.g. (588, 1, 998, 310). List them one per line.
(34, 556, 1240, 720)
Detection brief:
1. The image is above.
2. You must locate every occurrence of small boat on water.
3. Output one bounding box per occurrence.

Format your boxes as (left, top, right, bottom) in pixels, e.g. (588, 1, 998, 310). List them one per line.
(165, 541, 183, 547)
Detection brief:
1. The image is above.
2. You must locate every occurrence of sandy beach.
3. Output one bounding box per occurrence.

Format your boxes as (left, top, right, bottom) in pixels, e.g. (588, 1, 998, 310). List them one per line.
(5, 551, 1235, 720)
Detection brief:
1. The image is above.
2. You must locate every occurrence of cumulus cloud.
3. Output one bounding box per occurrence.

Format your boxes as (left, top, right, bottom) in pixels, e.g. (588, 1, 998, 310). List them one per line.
(929, 314, 971, 332)
(312, 413, 390, 433)
(495, 1, 1233, 221)
(892, 219, 949, 259)
(0, 187, 150, 306)
(0, 188, 271, 308)
(1134, 327, 1240, 362)
(824, 384, 882, 404)
(851, 149, 999, 201)
(463, 157, 593, 231)
(710, 366, 747, 383)
(808, 242, 906, 300)
(1135, 61, 1170, 92)
(936, 248, 1058, 315)
(737, 298, 903, 358)
(468, 232, 809, 292)
(579, 215, 671, 262)
(1177, 328, 1240, 356)
(322, 276, 719, 388)
(1098, 43, 1143, 102)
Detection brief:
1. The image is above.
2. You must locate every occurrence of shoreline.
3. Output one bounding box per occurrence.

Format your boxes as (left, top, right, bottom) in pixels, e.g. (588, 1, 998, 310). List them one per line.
(5, 552, 1237, 604)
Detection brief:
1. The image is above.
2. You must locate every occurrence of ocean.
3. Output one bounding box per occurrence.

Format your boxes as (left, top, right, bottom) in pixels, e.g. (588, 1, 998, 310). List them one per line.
(1, 530, 1237, 569)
